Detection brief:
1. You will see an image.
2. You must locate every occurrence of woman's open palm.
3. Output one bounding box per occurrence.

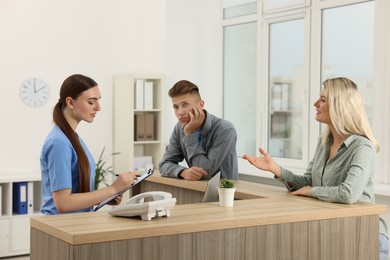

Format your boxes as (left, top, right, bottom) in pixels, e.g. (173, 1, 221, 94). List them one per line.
(242, 148, 277, 173)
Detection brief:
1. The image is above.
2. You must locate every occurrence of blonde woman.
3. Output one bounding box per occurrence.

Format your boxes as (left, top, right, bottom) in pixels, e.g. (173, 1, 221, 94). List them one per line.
(243, 77, 388, 259)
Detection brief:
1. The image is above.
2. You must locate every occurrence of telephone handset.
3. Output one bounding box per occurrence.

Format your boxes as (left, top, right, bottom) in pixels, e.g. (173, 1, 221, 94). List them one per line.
(125, 191, 172, 205)
(108, 191, 177, 221)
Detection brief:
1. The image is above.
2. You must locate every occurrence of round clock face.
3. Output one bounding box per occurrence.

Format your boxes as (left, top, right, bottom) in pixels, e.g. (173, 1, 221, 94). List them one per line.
(19, 77, 50, 107)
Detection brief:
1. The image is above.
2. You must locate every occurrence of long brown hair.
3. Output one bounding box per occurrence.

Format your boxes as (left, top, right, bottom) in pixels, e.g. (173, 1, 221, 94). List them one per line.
(53, 74, 98, 192)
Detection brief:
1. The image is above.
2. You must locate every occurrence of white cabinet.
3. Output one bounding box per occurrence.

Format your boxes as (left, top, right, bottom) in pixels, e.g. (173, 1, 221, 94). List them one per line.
(0, 175, 41, 258)
(113, 74, 165, 174)
(0, 218, 10, 254)
(11, 216, 30, 251)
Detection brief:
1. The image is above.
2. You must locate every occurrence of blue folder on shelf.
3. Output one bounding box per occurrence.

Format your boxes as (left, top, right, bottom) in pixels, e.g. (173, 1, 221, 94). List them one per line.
(13, 182, 28, 214)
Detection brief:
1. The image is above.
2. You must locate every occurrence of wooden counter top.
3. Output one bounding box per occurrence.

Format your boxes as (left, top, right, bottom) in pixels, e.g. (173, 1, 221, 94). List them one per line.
(31, 172, 387, 246)
(144, 173, 289, 199)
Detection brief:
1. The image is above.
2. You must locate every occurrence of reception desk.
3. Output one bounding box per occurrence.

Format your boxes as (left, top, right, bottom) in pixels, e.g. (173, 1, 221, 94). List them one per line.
(30, 172, 387, 260)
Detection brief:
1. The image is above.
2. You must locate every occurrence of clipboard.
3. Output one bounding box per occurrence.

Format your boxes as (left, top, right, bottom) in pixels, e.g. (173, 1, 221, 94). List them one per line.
(94, 168, 154, 211)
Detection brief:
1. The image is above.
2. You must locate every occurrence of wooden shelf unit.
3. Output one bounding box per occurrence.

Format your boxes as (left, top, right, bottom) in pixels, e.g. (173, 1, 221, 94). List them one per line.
(0, 174, 41, 258)
(113, 74, 165, 174)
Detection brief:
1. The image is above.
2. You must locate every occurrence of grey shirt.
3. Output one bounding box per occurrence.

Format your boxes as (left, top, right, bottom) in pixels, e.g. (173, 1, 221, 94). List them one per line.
(159, 110, 238, 180)
(276, 134, 387, 234)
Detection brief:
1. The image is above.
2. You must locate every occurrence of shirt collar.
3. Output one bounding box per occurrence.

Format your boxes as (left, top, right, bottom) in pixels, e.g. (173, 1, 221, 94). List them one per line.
(343, 134, 360, 147)
(200, 109, 211, 136)
(327, 134, 360, 148)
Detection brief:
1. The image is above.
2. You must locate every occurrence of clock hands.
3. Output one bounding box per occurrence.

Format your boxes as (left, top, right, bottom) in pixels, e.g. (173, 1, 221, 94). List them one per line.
(31, 78, 48, 93)
(35, 86, 47, 93)
(20, 77, 50, 107)
(33, 78, 37, 93)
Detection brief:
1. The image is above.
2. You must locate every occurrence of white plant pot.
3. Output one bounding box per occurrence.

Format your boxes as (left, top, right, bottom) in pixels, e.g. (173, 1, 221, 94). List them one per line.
(217, 187, 236, 207)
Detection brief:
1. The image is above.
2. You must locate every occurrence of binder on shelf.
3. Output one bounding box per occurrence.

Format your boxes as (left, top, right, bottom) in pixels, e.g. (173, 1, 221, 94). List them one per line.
(144, 81, 154, 110)
(145, 113, 155, 141)
(135, 113, 146, 141)
(27, 182, 34, 214)
(13, 182, 28, 215)
(135, 79, 144, 110)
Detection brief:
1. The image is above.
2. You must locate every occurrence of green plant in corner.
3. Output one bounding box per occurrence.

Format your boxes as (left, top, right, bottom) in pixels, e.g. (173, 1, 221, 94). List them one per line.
(94, 147, 120, 190)
(219, 179, 235, 188)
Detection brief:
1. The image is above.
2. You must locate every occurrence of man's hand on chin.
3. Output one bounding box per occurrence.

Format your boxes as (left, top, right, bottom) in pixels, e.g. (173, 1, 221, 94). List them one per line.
(184, 107, 205, 135)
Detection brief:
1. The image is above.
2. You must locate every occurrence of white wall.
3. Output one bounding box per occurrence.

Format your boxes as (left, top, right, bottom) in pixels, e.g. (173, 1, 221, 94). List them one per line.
(0, 0, 222, 176)
(165, 0, 223, 141)
(0, 0, 166, 176)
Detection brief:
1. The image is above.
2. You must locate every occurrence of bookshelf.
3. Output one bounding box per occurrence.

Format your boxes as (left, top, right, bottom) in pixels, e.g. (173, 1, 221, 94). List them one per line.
(0, 174, 41, 258)
(113, 74, 165, 175)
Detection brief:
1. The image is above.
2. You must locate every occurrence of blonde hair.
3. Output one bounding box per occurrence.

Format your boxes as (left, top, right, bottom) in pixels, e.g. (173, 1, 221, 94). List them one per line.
(321, 77, 380, 152)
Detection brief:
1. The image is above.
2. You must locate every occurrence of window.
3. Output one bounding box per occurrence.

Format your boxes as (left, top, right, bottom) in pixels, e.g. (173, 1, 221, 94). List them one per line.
(223, 1, 257, 19)
(223, 0, 390, 188)
(223, 21, 257, 157)
(268, 19, 305, 160)
(321, 2, 374, 119)
(320, 2, 381, 182)
(263, 0, 308, 13)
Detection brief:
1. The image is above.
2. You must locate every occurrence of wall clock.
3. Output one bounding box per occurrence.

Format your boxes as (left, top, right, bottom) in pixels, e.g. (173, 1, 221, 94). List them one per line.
(19, 77, 50, 107)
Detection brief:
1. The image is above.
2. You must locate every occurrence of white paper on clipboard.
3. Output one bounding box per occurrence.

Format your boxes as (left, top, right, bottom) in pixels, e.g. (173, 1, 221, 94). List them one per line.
(94, 169, 154, 211)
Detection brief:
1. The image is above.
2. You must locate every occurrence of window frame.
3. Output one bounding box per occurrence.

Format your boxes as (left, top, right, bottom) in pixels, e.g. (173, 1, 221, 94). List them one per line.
(263, 0, 309, 14)
(222, 0, 390, 192)
(260, 9, 311, 172)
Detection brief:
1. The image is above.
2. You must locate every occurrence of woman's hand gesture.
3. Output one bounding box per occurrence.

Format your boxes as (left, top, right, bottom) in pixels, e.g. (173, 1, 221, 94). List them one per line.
(242, 148, 281, 177)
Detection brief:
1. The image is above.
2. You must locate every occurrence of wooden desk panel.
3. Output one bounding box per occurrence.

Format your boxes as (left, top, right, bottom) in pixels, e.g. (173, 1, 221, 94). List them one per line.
(140, 180, 205, 204)
(31, 215, 379, 260)
(30, 172, 387, 260)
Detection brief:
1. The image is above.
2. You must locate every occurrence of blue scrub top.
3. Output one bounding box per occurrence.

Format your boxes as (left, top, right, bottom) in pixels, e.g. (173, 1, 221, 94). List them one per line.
(40, 126, 96, 215)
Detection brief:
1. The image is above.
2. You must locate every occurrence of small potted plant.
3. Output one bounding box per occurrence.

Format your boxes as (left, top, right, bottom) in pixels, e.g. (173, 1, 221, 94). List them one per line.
(94, 147, 120, 190)
(217, 179, 236, 207)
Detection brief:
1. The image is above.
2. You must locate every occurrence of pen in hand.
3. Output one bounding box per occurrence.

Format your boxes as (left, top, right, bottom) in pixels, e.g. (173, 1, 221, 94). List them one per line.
(115, 173, 141, 178)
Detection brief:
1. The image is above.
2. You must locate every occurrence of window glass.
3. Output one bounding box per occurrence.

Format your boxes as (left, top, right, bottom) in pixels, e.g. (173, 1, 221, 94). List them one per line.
(264, 0, 306, 11)
(223, 2, 257, 19)
(268, 19, 304, 159)
(223, 22, 257, 156)
(322, 2, 374, 120)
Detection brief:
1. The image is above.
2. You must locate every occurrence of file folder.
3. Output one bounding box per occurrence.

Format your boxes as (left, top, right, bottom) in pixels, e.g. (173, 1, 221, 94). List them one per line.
(144, 81, 154, 110)
(27, 182, 34, 214)
(135, 79, 144, 110)
(13, 182, 28, 214)
(145, 113, 155, 141)
(135, 113, 146, 141)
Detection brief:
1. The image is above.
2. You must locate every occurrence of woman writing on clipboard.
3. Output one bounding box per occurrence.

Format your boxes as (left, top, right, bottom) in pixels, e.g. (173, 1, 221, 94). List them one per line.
(40, 74, 137, 215)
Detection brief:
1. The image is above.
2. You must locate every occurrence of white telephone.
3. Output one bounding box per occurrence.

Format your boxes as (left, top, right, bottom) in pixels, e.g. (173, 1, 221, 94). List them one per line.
(108, 191, 177, 221)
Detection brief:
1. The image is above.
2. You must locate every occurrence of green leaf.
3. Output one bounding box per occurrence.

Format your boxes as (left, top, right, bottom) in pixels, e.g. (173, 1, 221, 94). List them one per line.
(219, 179, 235, 188)
(94, 147, 120, 190)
